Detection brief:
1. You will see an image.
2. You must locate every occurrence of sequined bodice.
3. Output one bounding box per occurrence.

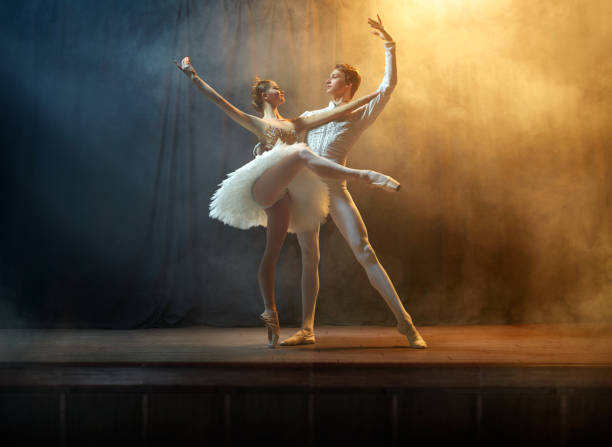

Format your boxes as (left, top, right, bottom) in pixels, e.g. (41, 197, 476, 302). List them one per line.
(262, 124, 298, 148)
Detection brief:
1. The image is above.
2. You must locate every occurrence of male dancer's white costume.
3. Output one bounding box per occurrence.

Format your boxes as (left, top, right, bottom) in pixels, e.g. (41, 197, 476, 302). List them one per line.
(283, 41, 427, 348)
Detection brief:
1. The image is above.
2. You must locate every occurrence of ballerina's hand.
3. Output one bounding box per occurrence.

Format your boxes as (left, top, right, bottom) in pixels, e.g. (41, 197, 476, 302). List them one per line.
(368, 14, 392, 42)
(173, 56, 197, 78)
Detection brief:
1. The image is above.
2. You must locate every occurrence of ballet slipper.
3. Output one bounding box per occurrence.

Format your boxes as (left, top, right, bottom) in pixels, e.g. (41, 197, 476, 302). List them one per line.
(397, 318, 427, 349)
(365, 170, 401, 192)
(280, 329, 316, 346)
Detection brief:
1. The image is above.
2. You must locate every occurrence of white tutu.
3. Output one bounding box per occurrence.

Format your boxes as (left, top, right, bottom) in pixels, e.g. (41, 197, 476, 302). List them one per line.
(209, 141, 329, 233)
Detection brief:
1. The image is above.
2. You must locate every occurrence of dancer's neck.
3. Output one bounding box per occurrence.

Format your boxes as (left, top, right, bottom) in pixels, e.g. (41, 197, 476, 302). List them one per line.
(332, 97, 347, 106)
(262, 103, 283, 120)
(331, 91, 352, 106)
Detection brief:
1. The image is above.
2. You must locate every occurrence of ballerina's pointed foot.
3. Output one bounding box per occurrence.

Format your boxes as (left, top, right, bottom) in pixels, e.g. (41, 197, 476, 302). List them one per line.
(280, 329, 316, 346)
(397, 319, 428, 349)
(259, 310, 280, 349)
(365, 170, 401, 192)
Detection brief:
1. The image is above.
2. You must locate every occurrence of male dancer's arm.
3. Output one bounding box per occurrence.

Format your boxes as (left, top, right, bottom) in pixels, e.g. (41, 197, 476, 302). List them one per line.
(299, 17, 397, 140)
(350, 23, 397, 126)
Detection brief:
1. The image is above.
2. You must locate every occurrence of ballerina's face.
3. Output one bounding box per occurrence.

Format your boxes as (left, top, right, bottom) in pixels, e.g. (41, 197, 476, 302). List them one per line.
(262, 81, 285, 107)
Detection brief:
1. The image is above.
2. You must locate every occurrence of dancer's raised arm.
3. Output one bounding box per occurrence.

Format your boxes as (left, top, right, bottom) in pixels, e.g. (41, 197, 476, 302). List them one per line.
(350, 15, 397, 122)
(292, 90, 379, 133)
(175, 57, 265, 137)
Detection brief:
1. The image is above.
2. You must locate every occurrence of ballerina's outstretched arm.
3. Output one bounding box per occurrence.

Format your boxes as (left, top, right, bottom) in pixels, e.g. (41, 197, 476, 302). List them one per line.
(175, 57, 378, 137)
(175, 57, 266, 138)
(292, 90, 379, 133)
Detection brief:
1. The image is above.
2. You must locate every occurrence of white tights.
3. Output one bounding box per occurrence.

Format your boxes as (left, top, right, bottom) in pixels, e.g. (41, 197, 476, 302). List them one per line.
(296, 181, 413, 331)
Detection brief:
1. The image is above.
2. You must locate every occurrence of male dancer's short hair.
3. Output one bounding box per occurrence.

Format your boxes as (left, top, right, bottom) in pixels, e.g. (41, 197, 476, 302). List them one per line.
(335, 64, 361, 99)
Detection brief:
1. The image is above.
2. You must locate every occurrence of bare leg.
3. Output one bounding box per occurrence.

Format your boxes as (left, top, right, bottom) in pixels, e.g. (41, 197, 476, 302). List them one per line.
(252, 146, 396, 208)
(329, 183, 427, 348)
(258, 194, 290, 348)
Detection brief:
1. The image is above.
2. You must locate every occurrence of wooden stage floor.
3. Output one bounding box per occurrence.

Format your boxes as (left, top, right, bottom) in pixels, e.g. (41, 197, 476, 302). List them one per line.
(1, 323, 612, 388)
(2, 324, 612, 444)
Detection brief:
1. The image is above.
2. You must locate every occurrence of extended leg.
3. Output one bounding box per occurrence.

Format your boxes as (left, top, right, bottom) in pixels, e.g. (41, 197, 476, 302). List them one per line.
(329, 184, 427, 348)
(252, 146, 398, 208)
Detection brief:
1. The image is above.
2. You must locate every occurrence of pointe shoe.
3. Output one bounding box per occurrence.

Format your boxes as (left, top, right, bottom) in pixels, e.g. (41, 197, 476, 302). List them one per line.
(280, 329, 316, 346)
(397, 319, 428, 349)
(259, 310, 280, 349)
(365, 170, 401, 192)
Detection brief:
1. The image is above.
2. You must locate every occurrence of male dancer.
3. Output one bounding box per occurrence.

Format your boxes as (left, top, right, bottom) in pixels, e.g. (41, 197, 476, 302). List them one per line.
(282, 15, 427, 348)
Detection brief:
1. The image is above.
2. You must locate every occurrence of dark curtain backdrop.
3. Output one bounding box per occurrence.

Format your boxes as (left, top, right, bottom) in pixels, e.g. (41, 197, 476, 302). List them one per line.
(1, 0, 611, 328)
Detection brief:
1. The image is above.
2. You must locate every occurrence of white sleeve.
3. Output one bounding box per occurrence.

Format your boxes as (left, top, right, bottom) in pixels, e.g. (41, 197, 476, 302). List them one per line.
(353, 41, 397, 125)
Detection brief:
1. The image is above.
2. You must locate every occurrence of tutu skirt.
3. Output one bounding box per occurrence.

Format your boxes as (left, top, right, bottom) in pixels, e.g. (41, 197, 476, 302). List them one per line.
(209, 141, 329, 233)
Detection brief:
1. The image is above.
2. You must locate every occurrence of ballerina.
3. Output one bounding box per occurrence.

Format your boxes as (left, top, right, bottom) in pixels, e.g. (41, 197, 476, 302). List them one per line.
(175, 57, 400, 347)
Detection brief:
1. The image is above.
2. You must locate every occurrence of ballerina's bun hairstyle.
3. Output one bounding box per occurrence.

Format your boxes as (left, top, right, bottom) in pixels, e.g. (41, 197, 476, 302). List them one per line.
(251, 77, 273, 112)
(334, 64, 361, 98)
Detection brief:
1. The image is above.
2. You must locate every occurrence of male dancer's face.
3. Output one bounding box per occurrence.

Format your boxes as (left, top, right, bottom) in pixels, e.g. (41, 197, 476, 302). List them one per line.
(326, 68, 352, 102)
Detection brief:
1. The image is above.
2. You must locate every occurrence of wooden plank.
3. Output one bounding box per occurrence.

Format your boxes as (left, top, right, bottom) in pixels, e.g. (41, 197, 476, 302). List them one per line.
(1, 364, 611, 388)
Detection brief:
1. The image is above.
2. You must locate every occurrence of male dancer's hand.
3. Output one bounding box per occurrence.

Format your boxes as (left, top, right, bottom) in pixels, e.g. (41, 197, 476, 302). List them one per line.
(368, 14, 393, 42)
